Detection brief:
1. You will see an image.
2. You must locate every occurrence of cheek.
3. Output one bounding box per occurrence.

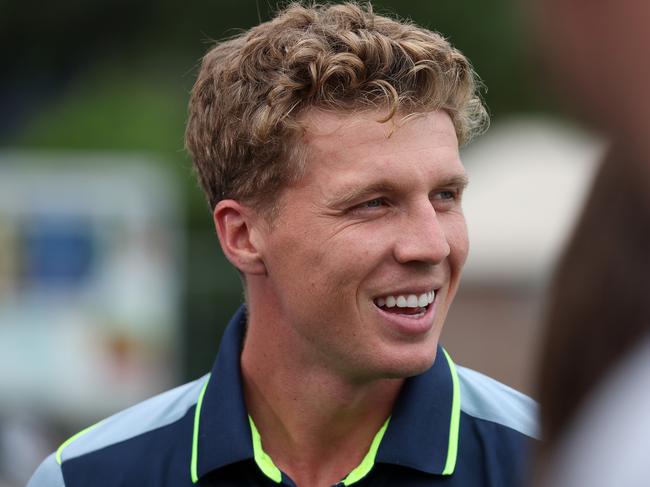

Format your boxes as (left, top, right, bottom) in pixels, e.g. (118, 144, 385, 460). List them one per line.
(269, 226, 362, 297)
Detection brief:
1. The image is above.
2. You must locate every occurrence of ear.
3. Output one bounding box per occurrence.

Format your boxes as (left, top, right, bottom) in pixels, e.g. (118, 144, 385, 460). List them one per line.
(213, 200, 267, 275)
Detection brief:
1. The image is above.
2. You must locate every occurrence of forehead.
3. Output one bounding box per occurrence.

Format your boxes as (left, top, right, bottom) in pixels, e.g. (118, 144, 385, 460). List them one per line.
(294, 109, 463, 187)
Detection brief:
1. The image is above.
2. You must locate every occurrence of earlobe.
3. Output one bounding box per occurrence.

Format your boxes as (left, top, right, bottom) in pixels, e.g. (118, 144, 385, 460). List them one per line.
(213, 200, 267, 275)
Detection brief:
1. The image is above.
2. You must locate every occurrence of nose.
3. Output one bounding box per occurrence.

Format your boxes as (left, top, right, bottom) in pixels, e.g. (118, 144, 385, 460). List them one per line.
(393, 201, 451, 265)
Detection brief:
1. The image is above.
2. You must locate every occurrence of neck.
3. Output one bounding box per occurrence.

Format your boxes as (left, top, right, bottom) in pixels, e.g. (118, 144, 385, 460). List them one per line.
(240, 305, 403, 487)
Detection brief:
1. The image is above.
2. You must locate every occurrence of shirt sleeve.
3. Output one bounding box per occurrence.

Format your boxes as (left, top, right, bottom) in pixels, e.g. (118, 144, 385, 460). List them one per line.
(26, 453, 66, 487)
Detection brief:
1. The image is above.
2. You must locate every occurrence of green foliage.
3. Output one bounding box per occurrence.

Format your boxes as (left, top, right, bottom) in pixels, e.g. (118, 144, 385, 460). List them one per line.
(16, 71, 186, 154)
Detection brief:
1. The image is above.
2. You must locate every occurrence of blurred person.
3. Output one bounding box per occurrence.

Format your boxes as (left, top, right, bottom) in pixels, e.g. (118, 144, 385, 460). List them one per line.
(530, 0, 650, 483)
(542, 324, 650, 487)
(536, 148, 650, 460)
(28, 3, 537, 487)
(533, 0, 650, 171)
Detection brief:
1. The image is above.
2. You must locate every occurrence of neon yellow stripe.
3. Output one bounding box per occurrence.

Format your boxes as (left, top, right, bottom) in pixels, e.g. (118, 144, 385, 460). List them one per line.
(247, 416, 390, 486)
(248, 416, 282, 483)
(441, 348, 460, 475)
(341, 417, 390, 485)
(190, 377, 210, 483)
(56, 422, 102, 465)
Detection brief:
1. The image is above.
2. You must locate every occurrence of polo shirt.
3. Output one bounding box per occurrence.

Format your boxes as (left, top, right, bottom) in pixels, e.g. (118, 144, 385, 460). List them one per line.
(28, 305, 538, 487)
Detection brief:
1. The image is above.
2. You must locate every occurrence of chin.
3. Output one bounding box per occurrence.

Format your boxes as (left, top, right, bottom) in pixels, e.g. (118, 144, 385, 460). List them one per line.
(375, 348, 438, 380)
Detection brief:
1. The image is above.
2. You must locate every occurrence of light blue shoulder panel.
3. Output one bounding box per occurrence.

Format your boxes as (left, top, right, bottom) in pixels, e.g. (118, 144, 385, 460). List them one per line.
(457, 366, 539, 439)
(27, 453, 65, 487)
(58, 374, 209, 464)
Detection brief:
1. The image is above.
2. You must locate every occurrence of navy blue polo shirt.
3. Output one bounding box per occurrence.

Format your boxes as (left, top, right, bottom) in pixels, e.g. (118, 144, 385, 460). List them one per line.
(28, 306, 538, 487)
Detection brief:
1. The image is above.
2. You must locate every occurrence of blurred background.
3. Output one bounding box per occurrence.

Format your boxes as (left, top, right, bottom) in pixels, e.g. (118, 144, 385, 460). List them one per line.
(0, 1, 603, 485)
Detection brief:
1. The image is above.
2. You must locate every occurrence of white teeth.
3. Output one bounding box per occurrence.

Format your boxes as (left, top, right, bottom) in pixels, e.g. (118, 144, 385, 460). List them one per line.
(375, 290, 436, 309)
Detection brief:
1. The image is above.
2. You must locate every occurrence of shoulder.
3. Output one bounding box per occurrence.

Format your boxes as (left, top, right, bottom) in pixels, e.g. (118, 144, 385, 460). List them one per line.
(27, 375, 209, 486)
(457, 365, 539, 439)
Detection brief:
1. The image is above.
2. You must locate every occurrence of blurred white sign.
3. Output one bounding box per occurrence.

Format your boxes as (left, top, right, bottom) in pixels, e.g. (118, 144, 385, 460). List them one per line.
(0, 151, 183, 421)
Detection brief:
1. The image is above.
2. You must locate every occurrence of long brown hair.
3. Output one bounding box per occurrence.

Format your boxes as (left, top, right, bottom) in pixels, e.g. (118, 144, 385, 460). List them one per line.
(537, 145, 650, 457)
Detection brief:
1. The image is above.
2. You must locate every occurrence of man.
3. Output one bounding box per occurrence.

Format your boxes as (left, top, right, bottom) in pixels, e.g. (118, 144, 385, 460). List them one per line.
(28, 3, 537, 486)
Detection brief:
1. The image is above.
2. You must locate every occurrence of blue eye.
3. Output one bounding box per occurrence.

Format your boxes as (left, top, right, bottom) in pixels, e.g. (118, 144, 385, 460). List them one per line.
(436, 191, 456, 200)
(362, 198, 384, 208)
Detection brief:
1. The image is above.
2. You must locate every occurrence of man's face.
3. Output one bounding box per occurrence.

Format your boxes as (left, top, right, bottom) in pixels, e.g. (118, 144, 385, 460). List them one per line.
(255, 109, 468, 382)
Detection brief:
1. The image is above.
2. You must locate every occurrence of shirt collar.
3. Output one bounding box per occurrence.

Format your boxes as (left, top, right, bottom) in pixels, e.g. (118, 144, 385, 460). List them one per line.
(190, 305, 461, 483)
(192, 305, 254, 482)
(376, 346, 460, 476)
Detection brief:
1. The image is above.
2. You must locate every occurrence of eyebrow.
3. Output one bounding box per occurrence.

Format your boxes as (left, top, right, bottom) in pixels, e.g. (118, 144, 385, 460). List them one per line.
(326, 174, 469, 209)
(326, 182, 398, 208)
(437, 174, 470, 190)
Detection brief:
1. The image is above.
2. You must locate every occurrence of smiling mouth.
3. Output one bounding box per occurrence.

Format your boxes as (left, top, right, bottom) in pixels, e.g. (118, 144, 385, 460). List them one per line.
(373, 291, 435, 316)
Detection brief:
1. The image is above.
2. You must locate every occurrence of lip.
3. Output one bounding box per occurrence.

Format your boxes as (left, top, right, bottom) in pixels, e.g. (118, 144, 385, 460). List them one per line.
(372, 291, 438, 338)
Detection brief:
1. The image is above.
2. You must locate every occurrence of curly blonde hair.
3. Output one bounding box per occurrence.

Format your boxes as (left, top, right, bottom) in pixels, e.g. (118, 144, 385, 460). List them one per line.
(185, 2, 488, 214)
